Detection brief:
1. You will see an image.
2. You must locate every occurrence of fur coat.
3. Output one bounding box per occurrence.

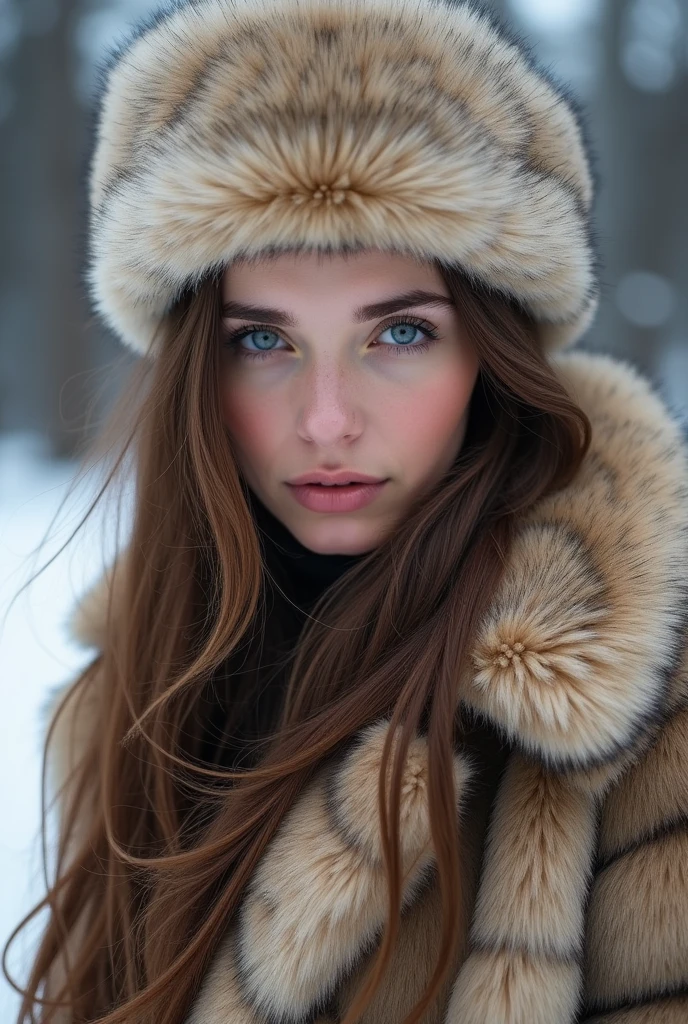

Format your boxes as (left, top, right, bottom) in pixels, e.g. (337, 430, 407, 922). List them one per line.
(41, 347, 688, 1024)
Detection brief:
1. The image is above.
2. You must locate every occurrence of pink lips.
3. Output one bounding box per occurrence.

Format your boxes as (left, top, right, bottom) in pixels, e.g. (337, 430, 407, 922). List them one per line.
(286, 480, 388, 512)
(287, 469, 386, 486)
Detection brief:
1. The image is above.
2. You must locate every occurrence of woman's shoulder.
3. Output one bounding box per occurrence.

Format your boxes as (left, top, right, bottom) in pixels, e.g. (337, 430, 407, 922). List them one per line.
(65, 556, 124, 652)
(462, 346, 688, 774)
(551, 346, 688, 448)
(38, 560, 122, 810)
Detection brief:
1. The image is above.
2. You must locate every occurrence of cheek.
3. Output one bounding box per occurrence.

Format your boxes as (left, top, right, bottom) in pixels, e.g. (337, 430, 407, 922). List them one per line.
(389, 362, 476, 458)
(221, 384, 283, 464)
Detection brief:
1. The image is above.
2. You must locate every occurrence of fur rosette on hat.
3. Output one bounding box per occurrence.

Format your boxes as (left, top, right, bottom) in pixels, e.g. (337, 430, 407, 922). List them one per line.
(86, 0, 601, 358)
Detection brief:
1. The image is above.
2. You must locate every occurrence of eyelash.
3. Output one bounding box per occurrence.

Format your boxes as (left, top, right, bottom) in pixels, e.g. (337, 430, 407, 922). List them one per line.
(221, 315, 441, 361)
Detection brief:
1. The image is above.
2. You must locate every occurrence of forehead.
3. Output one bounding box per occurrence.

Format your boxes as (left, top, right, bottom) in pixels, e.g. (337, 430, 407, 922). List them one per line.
(220, 250, 454, 326)
(223, 246, 440, 285)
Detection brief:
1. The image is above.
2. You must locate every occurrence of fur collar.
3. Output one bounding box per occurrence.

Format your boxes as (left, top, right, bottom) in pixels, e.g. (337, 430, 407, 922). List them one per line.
(55, 348, 688, 777)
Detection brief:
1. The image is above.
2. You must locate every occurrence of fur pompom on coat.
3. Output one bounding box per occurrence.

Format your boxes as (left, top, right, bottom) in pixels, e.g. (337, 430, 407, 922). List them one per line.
(42, 348, 688, 1024)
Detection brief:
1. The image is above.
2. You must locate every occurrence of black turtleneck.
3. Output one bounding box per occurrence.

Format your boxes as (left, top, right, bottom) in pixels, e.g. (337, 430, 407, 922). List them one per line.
(195, 487, 367, 772)
(247, 485, 367, 610)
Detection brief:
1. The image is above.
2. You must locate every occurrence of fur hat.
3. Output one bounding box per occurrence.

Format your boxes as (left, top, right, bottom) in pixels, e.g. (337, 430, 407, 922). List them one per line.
(87, 0, 601, 358)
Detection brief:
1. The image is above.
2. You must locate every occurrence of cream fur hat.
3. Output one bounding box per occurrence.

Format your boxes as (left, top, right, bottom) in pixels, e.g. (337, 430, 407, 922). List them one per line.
(87, 0, 601, 358)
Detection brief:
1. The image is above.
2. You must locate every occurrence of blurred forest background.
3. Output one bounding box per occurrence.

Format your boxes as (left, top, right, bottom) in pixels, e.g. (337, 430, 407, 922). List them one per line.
(0, 0, 687, 1019)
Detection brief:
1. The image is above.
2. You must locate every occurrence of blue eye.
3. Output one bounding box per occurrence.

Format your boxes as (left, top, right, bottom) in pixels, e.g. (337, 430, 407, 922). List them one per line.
(222, 315, 441, 361)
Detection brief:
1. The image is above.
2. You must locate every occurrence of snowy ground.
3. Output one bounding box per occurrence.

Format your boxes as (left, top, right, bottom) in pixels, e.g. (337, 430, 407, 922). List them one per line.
(0, 432, 127, 1021)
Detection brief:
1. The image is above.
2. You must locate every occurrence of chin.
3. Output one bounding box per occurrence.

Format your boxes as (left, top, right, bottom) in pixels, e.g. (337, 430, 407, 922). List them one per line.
(295, 519, 382, 556)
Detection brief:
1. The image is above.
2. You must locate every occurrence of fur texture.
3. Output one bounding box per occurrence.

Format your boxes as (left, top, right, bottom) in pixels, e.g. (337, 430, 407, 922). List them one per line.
(41, 349, 688, 1022)
(86, 0, 600, 357)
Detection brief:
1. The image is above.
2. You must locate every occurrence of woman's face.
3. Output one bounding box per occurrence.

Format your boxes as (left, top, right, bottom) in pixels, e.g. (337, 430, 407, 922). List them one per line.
(220, 249, 480, 555)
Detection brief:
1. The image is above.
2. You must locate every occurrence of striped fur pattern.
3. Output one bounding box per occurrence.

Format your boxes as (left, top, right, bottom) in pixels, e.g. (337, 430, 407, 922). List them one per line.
(41, 349, 688, 1022)
(85, 0, 600, 357)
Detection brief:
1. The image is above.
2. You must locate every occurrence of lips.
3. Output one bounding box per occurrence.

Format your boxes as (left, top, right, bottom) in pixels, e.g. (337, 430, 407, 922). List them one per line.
(288, 471, 387, 486)
(287, 479, 388, 512)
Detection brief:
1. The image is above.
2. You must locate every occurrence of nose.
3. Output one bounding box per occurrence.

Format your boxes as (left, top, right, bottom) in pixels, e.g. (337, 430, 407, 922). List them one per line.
(295, 364, 362, 447)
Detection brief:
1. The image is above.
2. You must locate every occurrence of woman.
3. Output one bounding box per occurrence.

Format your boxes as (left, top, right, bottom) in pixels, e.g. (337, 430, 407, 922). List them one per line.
(6, 0, 688, 1022)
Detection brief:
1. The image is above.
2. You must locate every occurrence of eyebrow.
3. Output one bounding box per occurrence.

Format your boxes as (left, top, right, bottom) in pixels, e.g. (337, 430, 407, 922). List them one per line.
(221, 289, 456, 326)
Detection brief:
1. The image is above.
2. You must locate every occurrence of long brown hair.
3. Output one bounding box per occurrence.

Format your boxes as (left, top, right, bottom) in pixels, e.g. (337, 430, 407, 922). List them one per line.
(4, 257, 591, 1023)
